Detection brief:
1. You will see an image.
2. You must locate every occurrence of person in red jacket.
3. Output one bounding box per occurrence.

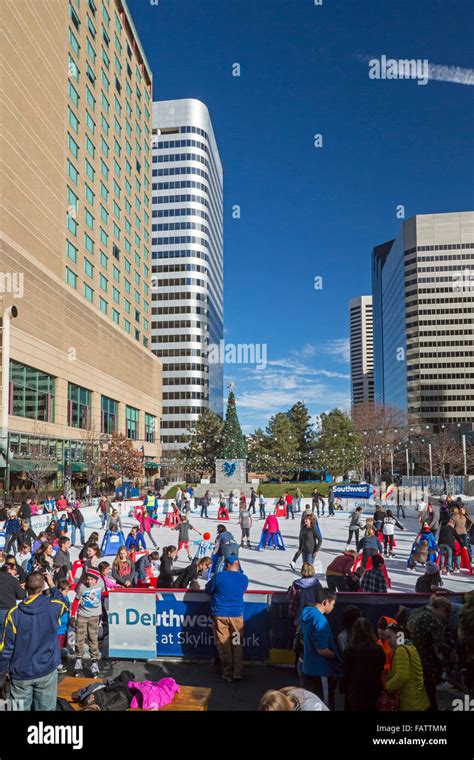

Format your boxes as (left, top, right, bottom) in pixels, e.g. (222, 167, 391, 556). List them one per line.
(325, 550, 357, 592)
(263, 514, 280, 548)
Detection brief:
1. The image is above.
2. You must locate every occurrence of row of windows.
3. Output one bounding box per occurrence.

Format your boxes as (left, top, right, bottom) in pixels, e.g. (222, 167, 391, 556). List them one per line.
(407, 275, 474, 284)
(410, 362, 474, 368)
(9, 359, 155, 438)
(161, 362, 209, 373)
(163, 392, 208, 400)
(155, 180, 209, 194)
(405, 244, 474, 254)
(161, 435, 186, 444)
(406, 289, 474, 298)
(406, 319, 474, 327)
(407, 344, 474, 350)
(152, 306, 207, 316)
(155, 208, 209, 222)
(153, 278, 206, 288)
(152, 249, 209, 262)
(154, 320, 206, 329)
(409, 374, 474, 381)
(151, 291, 208, 302)
(154, 166, 210, 182)
(155, 194, 209, 207)
(155, 334, 203, 344)
(154, 349, 205, 358)
(153, 152, 209, 170)
(153, 235, 209, 249)
(155, 138, 208, 154)
(152, 264, 208, 274)
(409, 263, 474, 273)
(153, 222, 209, 234)
(163, 376, 207, 386)
(407, 329, 474, 336)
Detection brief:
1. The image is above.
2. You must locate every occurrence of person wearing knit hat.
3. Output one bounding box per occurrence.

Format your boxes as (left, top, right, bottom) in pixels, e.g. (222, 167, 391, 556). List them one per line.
(74, 564, 104, 679)
(415, 561, 443, 594)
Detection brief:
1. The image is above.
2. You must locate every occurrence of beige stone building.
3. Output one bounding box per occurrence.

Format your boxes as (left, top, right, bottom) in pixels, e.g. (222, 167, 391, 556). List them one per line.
(0, 0, 162, 497)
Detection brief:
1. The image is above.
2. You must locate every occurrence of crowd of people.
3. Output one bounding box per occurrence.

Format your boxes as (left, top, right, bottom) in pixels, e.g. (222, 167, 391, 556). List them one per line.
(0, 486, 473, 712)
(279, 575, 474, 711)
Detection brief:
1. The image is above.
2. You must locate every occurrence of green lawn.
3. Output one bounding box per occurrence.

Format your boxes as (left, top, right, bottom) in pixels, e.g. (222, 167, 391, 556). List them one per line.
(257, 482, 334, 498)
(164, 481, 338, 499)
(164, 483, 196, 499)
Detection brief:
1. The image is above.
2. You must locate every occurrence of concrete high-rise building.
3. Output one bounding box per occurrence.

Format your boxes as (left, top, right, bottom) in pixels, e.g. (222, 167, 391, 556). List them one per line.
(151, 98, 224, 453)
(1, 0, 162, 497)
(349, 296, 374, 406)
(372, 212, 474, 428)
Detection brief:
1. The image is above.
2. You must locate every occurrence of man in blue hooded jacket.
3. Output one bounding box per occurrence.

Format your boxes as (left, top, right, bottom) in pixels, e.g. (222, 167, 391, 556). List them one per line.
(299, 588, 342, 710)
(0, 571, 67, 710)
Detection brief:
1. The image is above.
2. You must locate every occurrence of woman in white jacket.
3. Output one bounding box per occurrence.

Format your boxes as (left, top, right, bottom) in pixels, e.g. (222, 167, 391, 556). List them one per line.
(382, 509, 404, 558)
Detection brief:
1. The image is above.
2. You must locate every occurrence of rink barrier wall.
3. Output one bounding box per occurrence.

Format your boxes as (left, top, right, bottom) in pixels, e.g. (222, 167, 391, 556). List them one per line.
(106, 588, 465, 665)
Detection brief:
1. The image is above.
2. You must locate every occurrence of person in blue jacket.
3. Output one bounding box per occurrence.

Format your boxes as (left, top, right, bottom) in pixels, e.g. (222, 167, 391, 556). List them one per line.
(125, 526, 147, 552)
(0, 570, 67, 710)
(299, 588, 342, 710)
(205, 555, 248, 682)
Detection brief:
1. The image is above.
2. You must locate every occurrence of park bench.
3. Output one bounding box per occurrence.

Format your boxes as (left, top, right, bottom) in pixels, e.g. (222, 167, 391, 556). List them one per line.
(58, 676, 211, 711)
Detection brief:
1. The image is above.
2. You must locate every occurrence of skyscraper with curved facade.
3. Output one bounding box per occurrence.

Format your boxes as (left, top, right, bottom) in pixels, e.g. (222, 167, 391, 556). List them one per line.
(151, 99, 224, 453)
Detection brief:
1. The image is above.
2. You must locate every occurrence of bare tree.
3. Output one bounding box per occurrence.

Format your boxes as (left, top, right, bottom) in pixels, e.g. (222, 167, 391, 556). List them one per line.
(352, 402, 407, 481)
(101, 432, 144, 486)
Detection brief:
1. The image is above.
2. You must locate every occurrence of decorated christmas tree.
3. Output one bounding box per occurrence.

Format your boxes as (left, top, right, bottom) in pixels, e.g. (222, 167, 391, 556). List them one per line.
(218, 385, 247, 459)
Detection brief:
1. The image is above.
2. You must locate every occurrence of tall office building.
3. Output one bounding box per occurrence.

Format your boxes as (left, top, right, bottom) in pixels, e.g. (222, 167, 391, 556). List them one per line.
(151, 99, 224, 453)
(372, 212, 474, 428)
(1, 0, 162, 496)
(349, 296, 374, 406)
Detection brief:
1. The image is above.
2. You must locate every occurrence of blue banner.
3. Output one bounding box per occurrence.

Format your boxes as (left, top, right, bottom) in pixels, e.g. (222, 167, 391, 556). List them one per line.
(333, 483, 375, 499)
(155, 591, 270, 660)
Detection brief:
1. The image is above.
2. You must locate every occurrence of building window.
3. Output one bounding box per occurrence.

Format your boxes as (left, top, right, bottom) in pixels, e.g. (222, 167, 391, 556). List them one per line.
(145, 413, 156, 443)
(83, 283, 94, 302)
(101, 395, 117, 433)
(124, 319, 131, 333)
(10, 360, 55, 422)
(66, 267, 77, 289)
(68, 383, 91, 429)
(99, 274, 108, 292)
(99, 296, 107, 314)
(112, 308, 120, 325)
(84, 257, 94, 278)
(126, 405, 139, 440)
(66, 240, 78, 263)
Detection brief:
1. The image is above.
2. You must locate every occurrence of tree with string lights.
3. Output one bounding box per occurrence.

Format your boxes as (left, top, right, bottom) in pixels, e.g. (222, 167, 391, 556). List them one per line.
(178, 409, 223, 479)
(315, 409, 361, 478)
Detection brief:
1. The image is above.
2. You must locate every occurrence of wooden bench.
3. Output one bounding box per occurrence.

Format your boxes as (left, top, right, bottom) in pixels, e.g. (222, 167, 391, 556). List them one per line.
(58, 676, 211, 711)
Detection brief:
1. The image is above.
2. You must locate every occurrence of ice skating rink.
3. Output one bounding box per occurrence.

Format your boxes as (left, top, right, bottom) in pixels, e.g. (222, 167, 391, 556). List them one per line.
(72, 504, 473, 594)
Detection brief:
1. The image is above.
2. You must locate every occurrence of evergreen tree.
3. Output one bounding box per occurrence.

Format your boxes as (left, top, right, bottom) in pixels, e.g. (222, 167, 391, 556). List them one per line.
(315, 408, 361, 478)
(219, 389, 247, 459)
(178, 409, 223, 477)
(247, 427, 272, 472)
(288, 401, 317, 477)
(265, 413, 299, 481)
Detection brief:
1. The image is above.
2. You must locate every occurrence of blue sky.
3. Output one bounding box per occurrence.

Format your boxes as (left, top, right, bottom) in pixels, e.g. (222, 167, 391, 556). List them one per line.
(128, 0, 474, 433)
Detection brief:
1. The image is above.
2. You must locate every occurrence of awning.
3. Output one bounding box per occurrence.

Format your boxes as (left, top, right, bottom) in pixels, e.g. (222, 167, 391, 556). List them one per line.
(9, 458, 58, 473)
(144, 461, 160, 469)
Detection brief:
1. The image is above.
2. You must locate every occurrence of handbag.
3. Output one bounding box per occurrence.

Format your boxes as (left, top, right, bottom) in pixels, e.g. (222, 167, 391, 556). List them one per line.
(377, 688, 399, 711)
